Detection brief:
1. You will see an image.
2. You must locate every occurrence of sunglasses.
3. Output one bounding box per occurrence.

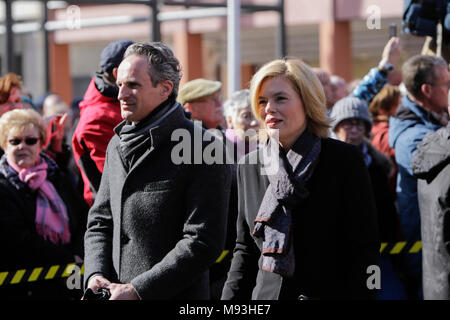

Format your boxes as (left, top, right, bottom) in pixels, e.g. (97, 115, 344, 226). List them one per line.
(8, 137, 40, 146)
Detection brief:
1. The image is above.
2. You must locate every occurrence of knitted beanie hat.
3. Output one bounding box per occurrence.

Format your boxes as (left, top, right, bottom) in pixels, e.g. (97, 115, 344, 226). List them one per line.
(330, 97, 372, 132)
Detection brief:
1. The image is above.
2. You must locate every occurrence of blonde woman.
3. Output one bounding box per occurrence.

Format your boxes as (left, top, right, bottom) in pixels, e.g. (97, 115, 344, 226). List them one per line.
(221, 58, 379, 300)
(0, 109, 87, 299)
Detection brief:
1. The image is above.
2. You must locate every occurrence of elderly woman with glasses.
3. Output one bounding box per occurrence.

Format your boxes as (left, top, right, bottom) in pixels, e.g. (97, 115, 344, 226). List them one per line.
(223, 89, 260, 162)
(0, 109, 87, 299)
(330, 97, 405, 299)
(221, 59, 379, 300)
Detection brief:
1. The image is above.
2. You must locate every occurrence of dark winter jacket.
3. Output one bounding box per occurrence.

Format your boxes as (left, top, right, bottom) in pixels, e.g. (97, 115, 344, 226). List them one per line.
(365, 141, 400, 243)
(221, 138, 380, 300)
(411, 125, 450, 300)
(0, 153, 88, 299)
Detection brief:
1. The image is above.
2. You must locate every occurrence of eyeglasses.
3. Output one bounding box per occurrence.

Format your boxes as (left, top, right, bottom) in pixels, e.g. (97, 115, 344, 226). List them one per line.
(8, 137, 40, 146)
(340, 119, 366, 131)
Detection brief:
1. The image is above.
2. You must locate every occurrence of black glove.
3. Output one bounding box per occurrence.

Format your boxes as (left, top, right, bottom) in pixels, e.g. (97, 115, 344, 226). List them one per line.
(82, 288, 111, 301)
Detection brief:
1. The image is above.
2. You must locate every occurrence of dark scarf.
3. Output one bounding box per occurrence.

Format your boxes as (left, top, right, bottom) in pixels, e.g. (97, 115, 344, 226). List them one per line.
(116, 97, 176, 169)
(253, 130, 321, 277)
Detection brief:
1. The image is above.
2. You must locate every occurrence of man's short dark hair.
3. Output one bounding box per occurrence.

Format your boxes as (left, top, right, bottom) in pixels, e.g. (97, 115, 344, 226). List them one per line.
(402, 54, 448, 99)
(124, 42, 182, 100)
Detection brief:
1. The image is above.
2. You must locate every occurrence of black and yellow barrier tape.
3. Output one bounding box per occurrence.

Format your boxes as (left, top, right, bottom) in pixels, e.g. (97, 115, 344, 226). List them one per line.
(379, 240, 422, 255)
(0, 251, 230, 287)
(0, 242, 422, 287)
(0, 263, 84, 287)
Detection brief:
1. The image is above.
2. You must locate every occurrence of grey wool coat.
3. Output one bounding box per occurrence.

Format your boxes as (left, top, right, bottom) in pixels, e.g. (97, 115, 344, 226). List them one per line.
(412, 126, 450, 300)
(83, 102, 232, 300)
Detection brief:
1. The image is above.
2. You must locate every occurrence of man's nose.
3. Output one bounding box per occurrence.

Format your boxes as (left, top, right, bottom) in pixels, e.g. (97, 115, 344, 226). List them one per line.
(118, 86, 129, 100)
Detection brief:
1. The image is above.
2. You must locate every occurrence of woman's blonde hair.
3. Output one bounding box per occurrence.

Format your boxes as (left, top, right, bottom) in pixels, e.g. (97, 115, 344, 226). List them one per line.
(250, 58, 330, 139)
(0, 109, 47, 150)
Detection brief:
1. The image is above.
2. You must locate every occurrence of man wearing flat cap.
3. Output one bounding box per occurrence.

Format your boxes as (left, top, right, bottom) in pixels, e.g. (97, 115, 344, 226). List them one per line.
(72, 40, 134, 206)
(179, 79, 239, 300)
(178, 78, 225, 130)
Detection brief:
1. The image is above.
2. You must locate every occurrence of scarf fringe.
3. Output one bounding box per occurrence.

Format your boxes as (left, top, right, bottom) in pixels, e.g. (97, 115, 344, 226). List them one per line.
(36, 223, 71, 245)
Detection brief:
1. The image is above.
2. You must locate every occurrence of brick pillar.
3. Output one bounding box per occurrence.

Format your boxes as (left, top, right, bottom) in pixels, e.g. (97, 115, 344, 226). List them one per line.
(241, 64, 255, 89)
(221, 64, 255, 98)
(49, 42, 72, 104)
(319, 20, 352, 81)
(173, 32, 204, 87)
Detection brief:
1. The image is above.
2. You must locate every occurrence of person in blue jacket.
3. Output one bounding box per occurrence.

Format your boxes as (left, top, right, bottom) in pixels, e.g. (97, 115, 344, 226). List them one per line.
(389, 54, 449, 299)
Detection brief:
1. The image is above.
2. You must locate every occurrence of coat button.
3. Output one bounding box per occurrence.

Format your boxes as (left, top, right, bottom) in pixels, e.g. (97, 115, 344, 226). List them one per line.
(121, 234, 130, 244)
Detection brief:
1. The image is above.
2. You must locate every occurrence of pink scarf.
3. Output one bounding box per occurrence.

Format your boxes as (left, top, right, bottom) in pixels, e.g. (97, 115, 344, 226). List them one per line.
(8, 158, 71, 245)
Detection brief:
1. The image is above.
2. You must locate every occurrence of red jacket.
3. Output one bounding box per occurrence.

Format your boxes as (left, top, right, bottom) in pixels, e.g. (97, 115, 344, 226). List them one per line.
(72, 77, 123, 206)
(371, 120, 397, 198)
(371, 121, 395, 160)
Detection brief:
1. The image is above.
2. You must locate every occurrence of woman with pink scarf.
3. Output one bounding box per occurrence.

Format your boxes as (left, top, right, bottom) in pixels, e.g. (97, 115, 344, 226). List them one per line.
(0, 109, 87, 300)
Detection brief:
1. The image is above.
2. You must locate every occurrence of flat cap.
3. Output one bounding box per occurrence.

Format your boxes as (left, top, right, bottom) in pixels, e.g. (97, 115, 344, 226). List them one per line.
(177, 79, 222, 105)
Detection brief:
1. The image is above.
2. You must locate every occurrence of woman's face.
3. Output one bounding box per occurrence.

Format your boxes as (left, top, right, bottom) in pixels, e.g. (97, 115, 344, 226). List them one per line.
(229, 105, 260, 140)
(258, 76, 307, 149)
(0, 86, 23, 117)
(5, 126, 42, 169)
(334, 118, 366, 146)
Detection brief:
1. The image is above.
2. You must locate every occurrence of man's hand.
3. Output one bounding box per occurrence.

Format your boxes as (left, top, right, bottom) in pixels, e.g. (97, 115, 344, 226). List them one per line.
(108, 283, 140, 300)
(86, 274, 111, 292)
(379, 37, 402, 69)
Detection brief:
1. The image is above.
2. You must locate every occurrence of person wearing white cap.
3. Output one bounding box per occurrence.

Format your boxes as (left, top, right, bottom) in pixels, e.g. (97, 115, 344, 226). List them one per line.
(178, 78, 224, 130)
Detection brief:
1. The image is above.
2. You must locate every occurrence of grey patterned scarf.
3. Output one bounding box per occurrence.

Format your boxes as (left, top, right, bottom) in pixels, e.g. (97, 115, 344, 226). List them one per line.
(253, 130, 321, 277)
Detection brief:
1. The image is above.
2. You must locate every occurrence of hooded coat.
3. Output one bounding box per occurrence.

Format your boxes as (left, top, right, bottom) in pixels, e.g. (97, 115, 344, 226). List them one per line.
(388, 95, 443, 277)
(411, 126, 450, 300)
(72, 75, 123, 206)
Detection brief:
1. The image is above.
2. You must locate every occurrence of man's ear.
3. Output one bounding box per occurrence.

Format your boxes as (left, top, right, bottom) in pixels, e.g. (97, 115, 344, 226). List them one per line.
(113, 67, 118, 80)
(421, 83, 433, 99)
(184, 102, 192, 113)
(159, 80, 174, 99)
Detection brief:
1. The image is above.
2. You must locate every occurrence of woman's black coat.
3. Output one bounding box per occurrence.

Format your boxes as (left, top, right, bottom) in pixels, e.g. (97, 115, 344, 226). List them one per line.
(0, 154, 88, 271)
(221, 138, 380, 300)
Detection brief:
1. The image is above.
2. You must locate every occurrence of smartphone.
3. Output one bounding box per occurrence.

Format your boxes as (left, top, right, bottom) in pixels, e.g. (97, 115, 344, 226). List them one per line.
(389, 23, 397, 39)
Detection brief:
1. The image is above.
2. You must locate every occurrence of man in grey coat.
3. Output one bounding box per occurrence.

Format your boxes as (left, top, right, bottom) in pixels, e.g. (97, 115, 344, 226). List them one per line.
(83, 42, 232, 300)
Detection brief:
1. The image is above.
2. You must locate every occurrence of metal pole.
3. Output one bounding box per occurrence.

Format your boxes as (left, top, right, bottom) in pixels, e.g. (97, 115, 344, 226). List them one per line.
(5, 0, 15, 73)
(42, 0, 50, 92)
(277, 0, 286, 58)
(227, 0, 240, 98)
(150, 0, 161, 42)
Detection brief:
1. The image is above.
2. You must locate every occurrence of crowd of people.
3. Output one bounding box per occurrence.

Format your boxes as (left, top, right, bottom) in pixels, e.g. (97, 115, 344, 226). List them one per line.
(0, 34, 448, 300)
